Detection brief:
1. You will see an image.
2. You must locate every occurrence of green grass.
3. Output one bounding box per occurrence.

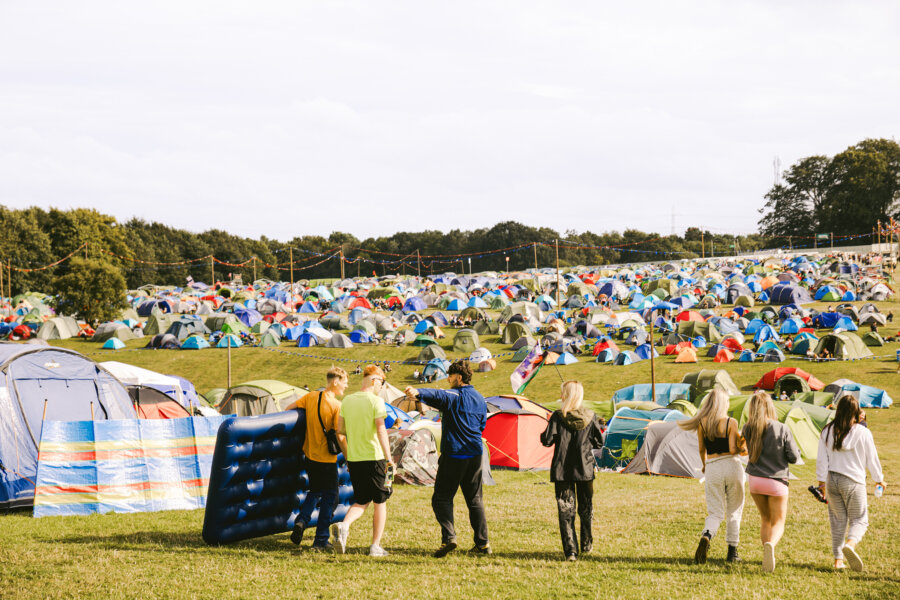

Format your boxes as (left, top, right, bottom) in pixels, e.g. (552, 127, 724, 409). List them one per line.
(3, 299, 900, 598)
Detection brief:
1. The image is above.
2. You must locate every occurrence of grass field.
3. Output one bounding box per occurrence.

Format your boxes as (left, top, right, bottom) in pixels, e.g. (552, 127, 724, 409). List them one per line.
(2, 299, 900, 599)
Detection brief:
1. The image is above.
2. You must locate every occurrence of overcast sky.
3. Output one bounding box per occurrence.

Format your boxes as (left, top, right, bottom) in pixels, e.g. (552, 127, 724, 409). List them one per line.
(1, 2, 898, 242)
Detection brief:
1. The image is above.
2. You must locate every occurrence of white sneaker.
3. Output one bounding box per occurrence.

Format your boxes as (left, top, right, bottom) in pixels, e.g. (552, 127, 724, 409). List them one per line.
(368, 544, 389, 557)
(842, 545, 864, 572)
(331, 522, 348, 554)
(762, 542, 775, 573)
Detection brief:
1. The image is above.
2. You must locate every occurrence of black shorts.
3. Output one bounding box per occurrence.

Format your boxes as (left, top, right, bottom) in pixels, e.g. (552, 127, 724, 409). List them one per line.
(305, 459, 338, 493)
(348, 460, 392, 505)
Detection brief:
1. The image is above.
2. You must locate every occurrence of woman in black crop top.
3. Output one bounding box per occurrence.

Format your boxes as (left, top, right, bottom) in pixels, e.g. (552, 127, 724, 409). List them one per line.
(678, 389, 745, 564)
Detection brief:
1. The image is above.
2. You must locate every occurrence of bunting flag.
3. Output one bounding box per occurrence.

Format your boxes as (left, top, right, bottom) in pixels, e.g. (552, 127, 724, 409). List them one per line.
(510, 345, 547, 394)
(34, 416, 227, 517)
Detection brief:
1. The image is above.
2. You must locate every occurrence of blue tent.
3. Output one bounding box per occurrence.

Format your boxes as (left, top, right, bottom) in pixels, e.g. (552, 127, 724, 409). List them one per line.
(348, 330, 370, 343)
(595, 348, 619, 363)
(402, 297, 426, 312)
(298, 301, 319, 314)
(555, 352, 579, 365)
(348, 308, 371, 325)
(833, 316, 858, 331)
(422, 358, 450, 380)
(182, 336, 211, 350)
(779, 317, 804, 335)
(745, 318, 767, 335)
(414, 320, 435, 334)
(738, 349, 756, 362)
(598, 407, 686, 468)
(812, 312, 842, 329)
(634, 344, 658, 360)
(614, 351, 641, 366)
(467, 296, 488, 308)
(612, 383, 691, 406)
(833, 382, 893, 408)
(216, 334, 243, 348)
(446, 299, 466, 311)
(296, 332, 319, 347)
(754, 325, 780, 344)
(235, 308, 262, 328)
(768, 284, 812, 305)
(102, 338, 126, 350)
(0, 346, 136, 508)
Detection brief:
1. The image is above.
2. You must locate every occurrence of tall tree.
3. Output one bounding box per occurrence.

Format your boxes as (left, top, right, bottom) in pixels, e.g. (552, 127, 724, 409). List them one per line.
(54, 257, 128, 323)
(757, 156, 826, 240)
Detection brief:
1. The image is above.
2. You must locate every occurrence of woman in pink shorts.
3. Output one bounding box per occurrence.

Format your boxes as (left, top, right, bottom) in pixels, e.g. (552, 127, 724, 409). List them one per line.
(742, 391, 800, 573)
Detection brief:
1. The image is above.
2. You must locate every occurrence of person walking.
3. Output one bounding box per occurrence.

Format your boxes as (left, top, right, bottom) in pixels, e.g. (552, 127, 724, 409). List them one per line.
(742, 390, 800, 573)
(286, 366, 349, 551)
(678, 389, 745, 564)
(404, 360, 491, 557)
(816, 395, 886, 571)
(539, 381, 604, 561)
(331, 364, 394, 557)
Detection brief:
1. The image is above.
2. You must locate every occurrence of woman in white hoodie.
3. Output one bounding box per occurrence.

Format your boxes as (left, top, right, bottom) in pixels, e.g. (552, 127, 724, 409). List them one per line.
(815, 395, 886, 571)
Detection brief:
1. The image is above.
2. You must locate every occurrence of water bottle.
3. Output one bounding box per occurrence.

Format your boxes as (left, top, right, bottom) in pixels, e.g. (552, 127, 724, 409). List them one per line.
(875, 483, 884, 498)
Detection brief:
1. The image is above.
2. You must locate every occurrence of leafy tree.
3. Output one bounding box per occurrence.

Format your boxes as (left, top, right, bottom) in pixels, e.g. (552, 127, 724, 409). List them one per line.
(820, 139, 900, 235)
(53, 257, 127, 324)
(757, 156, 826, 240)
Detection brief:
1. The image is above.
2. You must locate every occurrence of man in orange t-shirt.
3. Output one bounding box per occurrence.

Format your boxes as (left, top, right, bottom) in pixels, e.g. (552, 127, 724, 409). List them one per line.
(287, 366, 348, 550)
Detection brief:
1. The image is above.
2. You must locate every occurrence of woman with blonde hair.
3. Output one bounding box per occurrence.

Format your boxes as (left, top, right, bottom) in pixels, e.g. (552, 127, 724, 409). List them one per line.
(679, 388, 744, 564)
(742, 390, 799, 573)
(540, 381, 605, 561)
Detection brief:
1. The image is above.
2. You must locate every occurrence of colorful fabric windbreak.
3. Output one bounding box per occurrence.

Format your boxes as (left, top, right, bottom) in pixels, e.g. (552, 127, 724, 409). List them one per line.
(34, 416, 227, 517)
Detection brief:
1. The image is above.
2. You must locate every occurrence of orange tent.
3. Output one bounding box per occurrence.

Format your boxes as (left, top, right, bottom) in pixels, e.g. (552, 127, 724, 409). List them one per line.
(674, 347, 698, 363)
(713, 348, 735, 363)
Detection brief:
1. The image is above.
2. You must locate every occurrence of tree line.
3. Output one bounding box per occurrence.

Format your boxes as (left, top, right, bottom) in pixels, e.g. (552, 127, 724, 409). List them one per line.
(0, 207, 773, 296)
(758, 138, 900, 241)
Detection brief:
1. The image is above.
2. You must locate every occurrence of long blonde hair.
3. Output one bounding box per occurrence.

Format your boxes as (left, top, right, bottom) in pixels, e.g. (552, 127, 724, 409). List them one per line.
(560, 381, 584, 417)
(679, 388, 729, 440)
(744, 390, 775, 463)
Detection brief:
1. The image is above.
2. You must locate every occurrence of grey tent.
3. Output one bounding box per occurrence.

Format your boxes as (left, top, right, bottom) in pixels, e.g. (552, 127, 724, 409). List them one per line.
(681, 369, 739, 403)
(388, 429, 439, 486)
(325, 333, 354, 348)
(36, 316, 80, 340)
(621, 421, 703, 478)
(217, 380, 306, 416)
(416, 344, 447, 362)
(474, 320, 500, 335)
(91, 322, 137, 343)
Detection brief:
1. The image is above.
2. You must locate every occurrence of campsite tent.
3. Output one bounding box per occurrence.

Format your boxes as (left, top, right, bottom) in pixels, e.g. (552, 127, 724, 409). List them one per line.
(813, 332, 873, 360)
(36, 317, 80, 340)
(0, 346, 136, 508)
(599, 407, 687, 469)
(452, 329, 480, 354)
(216, 380, 306, 416)
(681, 369, 739, 402)
(621, 421, 703, 478)
(482, 411, 552, 470)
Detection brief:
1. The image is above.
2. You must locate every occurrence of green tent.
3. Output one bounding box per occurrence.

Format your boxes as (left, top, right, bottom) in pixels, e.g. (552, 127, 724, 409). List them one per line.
(813, 332, 873, 360)
(489, 296, 509, 310)
(217, 380, 307, 416)
(773, 374, 811, 398)
(221, 321, 250, 336)
(794, 391, 835, 407)
(144, 312, 176, 336)
(667, 399, 698, 417)
(412, 334, 436, 347)
(416, 344, 446, 362)
(861, 331, 885, 347)
(452, 328, 480, 353)
(676, 321, 723, 344)
(250, 320, 270, 334)
(353, 321, 377, 336)
(474, 320, 500, 335)
(500, 322, 532, 344)
(459, 307, 488, 321)
(260, 330, 282, 347)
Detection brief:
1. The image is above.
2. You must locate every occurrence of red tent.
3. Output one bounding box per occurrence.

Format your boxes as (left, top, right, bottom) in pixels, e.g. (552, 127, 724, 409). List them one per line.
(754, 368, 824, 391)
(385, 296, 402, 308)
(348, 297, 373, 310)
(130, 387, 192, 419)
(676, 311, 705, 322)
(722, 337, 744, 352)
(592, 339, 620, 356)
(713, 348, 735, 363)
(482, 412, 552, 471)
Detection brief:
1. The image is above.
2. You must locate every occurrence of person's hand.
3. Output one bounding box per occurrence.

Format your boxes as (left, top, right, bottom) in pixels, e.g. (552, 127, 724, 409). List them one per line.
(818, 481, 827, 501)
(701, 464, 705, 474)
(404, 386, 419, 399)
(879, 480, 887, 489)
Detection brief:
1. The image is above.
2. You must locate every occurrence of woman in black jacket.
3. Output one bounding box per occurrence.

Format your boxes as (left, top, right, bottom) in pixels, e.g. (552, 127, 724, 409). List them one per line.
(540, 380, 605, 561)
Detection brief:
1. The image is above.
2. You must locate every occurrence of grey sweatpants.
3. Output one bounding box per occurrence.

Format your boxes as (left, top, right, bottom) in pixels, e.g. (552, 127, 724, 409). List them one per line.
(703, 455, 745, 545)
(827, 471, 869, 559)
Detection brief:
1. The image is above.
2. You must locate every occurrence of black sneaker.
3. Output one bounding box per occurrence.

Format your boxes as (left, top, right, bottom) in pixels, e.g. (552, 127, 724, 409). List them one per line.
(310, 542, 334, 552)
(433, 540, 458, 558)
(290, 522, 307, 546)
(581, 543, 592, 555)
(726, 545, 741, 563)
(470, 544, 492, 555)
(695, 533, 711, 564)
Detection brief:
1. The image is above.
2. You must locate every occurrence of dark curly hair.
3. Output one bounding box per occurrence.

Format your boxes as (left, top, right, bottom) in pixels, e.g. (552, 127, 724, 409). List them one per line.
(448, 360, 473, 385)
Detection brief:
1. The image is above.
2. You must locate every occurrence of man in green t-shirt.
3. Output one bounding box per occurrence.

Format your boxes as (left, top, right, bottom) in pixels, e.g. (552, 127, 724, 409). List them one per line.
(331, 364, 394, 557)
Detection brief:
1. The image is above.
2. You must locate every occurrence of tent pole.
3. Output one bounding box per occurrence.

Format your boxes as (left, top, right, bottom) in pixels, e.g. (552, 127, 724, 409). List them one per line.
(554, 239, 560, 310)
(533, 242, 538, 271)
(0, 258, 4, 304)
(290, 247, 294, 297)
(209, 256, 214, 287)
(253, 256, 257, 283)
(90, 401, 95, 421)
(649, 315, 656, 404)
(417, 249, 420, 278)
(227, 340, 232, 388)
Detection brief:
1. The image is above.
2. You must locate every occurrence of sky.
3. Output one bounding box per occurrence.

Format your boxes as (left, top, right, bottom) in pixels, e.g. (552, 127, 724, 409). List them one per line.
(1, 1, 898, 242)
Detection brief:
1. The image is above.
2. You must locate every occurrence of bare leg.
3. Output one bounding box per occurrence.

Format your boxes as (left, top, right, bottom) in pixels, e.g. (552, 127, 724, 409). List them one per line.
(766, 495, 789, 547)
(751, 493, 772, 543)
(372, 502, 387, 546)
(343, 503, 369, 530)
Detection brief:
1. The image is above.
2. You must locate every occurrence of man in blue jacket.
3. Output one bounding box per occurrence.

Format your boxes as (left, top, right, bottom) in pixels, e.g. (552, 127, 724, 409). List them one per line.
(405, 360, 490, 557)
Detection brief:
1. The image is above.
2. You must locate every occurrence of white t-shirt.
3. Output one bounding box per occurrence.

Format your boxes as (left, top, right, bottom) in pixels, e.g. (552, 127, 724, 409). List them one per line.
(816, 424, 883, 485)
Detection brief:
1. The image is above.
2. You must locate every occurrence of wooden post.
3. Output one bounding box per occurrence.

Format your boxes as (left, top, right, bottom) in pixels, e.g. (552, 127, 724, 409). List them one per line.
(289, 247, 294, 294)
(339, 248, 345, 280)
(252, 256, 257, 283)
(0, 259, 4, 303)
(649, 315, 656, 404)
(357, 257, 360, 279)
(554, 239, 561, 311)
(416, 249, 421, 278)
(227, 338, 232, 388)
(533, 242, 538, 271)
(90, 401, 95, 421)
(701, 230, 704, 259)
(209, 256, 215, 286)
